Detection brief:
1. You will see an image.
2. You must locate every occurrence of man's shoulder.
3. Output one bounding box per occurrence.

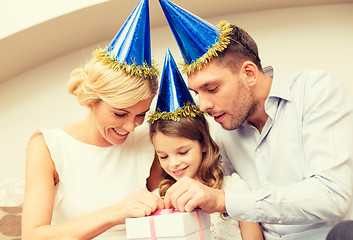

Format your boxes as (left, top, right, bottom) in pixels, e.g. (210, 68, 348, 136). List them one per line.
(288, 69, 336, 89)
(285, 69, 345, 107)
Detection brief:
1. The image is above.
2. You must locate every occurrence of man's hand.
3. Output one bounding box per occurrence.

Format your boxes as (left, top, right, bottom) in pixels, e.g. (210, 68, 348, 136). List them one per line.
(164, 177, 226, 213)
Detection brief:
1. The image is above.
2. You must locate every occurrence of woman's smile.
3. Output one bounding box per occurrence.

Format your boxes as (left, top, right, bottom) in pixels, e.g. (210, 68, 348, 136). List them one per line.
(112, 128, 129, 137)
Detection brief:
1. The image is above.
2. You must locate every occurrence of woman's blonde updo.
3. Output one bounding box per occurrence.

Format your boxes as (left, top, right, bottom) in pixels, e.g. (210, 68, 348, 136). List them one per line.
(67, 57, 158, 108)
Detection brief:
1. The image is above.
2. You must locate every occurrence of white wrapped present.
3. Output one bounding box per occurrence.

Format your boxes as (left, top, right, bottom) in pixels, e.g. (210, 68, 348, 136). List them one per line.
(126, 209, 211, 240)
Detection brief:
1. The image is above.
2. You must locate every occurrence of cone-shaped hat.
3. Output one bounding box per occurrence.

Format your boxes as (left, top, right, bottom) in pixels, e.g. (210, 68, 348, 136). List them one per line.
(148, 49, 203, 124)
(94, 0, 158, 79)
(159, 0, 233, 74)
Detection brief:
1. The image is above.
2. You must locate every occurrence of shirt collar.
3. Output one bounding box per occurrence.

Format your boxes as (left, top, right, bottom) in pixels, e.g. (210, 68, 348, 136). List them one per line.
(264, 66, 292, 102)
(241, 66, 292, 128)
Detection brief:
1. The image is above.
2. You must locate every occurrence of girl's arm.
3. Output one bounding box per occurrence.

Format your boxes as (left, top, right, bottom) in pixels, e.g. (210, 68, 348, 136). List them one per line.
(239, 221, 264, 240)
(22, 133, 162, 240)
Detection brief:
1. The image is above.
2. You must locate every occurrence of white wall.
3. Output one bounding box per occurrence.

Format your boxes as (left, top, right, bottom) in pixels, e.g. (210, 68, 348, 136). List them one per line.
(1, 4, 352, 181)
(0, 0, 108, 38)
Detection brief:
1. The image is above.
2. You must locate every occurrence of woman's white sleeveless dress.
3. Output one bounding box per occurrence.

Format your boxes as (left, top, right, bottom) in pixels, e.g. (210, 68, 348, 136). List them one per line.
(40, 123, 154, 239)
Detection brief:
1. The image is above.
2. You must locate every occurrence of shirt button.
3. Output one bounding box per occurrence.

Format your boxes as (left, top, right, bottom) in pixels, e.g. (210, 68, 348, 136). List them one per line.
(256, 148, 262, 153)
(278, 220, 283, 224)
(240, 214, 246, 220)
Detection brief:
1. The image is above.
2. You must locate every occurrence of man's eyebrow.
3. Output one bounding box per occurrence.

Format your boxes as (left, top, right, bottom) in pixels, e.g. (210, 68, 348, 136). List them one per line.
(199, 82, 210, 89)
(188, 82, 210, 92)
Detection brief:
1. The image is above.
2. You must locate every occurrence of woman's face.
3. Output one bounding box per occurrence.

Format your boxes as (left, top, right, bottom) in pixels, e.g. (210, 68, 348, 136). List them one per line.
(91, 97, 153, 146)
(152, 132, 204, 181)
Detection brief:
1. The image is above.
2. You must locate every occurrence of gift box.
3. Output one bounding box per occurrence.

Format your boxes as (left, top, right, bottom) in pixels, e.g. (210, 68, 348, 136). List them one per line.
(126, 209, 211, 240)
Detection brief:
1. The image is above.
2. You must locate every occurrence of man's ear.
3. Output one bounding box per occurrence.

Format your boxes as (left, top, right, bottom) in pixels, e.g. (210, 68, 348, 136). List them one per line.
(241, 61, 258, 87)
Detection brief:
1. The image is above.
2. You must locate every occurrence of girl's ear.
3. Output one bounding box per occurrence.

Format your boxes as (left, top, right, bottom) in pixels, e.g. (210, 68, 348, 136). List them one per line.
(202, 141, 207, 153)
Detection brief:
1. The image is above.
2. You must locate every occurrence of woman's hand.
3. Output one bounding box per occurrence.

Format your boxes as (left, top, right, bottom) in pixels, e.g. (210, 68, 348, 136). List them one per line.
(112, 188, 164, 225)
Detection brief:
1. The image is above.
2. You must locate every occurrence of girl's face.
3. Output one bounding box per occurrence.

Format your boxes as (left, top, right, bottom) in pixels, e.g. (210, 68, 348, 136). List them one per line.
(152, 132, 205, 181)
(91, 97, 153, 146)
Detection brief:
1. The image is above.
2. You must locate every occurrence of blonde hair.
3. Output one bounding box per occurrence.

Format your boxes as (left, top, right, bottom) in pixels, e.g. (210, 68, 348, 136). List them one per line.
(67, 57, 158, 108)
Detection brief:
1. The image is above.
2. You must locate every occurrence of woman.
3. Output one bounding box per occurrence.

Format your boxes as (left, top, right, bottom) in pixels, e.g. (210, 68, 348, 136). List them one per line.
(21, 1, 163, 239)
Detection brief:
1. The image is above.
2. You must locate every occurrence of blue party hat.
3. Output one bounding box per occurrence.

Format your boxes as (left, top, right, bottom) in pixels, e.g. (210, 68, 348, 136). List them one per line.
(94, 0, 158, 79)
(148, 49, 203, 124)
(159, 0, 233, 74)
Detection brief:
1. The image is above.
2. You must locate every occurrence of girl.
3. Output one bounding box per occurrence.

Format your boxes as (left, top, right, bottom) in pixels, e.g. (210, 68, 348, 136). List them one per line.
(148, 49, 263, 240)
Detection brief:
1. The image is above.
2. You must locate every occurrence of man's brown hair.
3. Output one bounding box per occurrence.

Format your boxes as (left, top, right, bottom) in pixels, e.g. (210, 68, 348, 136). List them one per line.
(215, 24, 263, 73)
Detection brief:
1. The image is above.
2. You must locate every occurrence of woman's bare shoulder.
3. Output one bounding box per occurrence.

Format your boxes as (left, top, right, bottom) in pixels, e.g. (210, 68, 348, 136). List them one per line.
(27, 129, 45, 148)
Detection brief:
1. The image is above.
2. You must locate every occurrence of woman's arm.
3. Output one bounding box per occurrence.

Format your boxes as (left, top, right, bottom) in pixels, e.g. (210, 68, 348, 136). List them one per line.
(22, 132, 163, 240)
(239, 221, 264, 240)
(146, 154, 163, 192)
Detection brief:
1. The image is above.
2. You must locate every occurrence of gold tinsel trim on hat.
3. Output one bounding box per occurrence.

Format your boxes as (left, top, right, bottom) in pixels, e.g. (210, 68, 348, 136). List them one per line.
(181, 20, 233, 75)
(148, 102, 204, 125)
(93, 48, 159, 79)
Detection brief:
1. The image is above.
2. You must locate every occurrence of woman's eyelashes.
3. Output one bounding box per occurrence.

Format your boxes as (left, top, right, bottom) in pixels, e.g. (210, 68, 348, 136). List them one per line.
(114, 113, 126, 117)
(113, 112, 146, 118)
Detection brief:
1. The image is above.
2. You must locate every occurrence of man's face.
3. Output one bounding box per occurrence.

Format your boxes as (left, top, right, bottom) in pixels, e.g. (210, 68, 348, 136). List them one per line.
(188, 61, 254, 130)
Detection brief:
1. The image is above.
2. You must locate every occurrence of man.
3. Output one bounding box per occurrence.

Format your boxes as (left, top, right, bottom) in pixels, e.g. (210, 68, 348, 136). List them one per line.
(158, 0, 353, 239)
